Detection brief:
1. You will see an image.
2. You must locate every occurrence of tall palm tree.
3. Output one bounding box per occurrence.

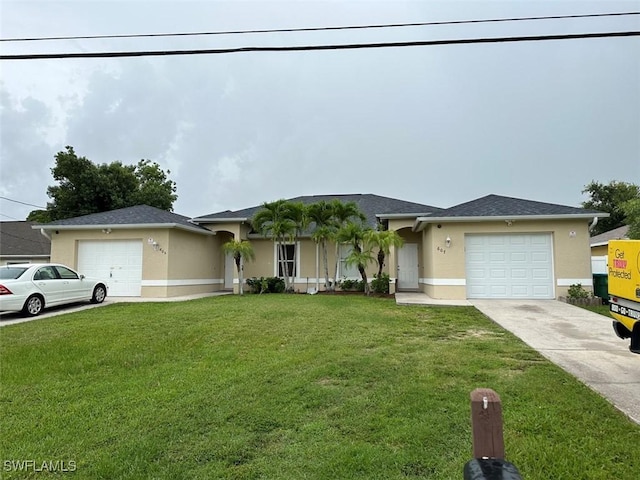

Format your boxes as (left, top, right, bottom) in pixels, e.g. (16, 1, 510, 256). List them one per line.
(252, 199, 305, 292)
(330, 200, 366, 292)
(222, 239, 255, 295)
(366, 228, 405, 277)
(286, 201, 307, 289)
(336, 221, 375, 295)
(307, 201, 335, 291)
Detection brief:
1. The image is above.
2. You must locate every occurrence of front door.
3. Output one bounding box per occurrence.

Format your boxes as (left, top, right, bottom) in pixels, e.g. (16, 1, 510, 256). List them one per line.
(397, 243, 419, 290)
(224, 252, 234, 290)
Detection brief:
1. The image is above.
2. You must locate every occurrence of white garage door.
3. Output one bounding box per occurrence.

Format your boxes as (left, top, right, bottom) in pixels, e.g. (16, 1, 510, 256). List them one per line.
(465, 234, 554, 299)
(78, 240, 143, 297)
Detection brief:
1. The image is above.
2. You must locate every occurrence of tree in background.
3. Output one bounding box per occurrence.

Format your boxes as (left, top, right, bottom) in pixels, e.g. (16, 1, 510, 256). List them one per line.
(621, 199, 640, 239)
(27, 146, 177, 222)
(222, 240, 255, 295)
(582, 180, 640, 236)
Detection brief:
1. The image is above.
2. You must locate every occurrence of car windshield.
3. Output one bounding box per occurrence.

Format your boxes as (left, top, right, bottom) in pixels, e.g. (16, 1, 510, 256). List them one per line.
(0, 267, 29, 280)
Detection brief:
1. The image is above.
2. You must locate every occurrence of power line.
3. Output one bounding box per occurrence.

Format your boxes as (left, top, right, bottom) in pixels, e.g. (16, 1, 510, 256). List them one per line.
(0, 212, 23, 221)
(1, 11, 638, 43)
(0, 196, 46, 209)
(1, 31, 638, 61)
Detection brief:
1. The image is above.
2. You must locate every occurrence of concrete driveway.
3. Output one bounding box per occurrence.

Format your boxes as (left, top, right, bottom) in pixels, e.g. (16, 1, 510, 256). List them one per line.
(471, 299, 640, 424)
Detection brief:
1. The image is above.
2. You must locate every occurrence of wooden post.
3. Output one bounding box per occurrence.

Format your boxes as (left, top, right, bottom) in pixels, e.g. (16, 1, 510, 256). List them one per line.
(470, 388, 505, 459)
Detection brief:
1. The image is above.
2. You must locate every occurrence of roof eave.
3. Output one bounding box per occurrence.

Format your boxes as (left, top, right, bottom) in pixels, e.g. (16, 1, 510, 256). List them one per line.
(192, 217, 249, 224)
(376, 213, 437, 220)
(414, 213, 609, 232)
(35, 223, 216, 235)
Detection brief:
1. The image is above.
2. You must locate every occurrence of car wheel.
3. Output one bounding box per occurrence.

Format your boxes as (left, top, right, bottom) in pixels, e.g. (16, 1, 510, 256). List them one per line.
(23, 295, 44, 316)
(91, 284, 107, 304)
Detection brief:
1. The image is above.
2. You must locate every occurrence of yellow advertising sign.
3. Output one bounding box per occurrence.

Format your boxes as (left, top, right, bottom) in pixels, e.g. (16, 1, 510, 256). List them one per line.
(608, 240, 640, 302)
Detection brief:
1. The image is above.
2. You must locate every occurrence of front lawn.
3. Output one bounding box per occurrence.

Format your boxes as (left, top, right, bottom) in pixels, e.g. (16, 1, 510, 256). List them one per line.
(1, 295, 638, 479)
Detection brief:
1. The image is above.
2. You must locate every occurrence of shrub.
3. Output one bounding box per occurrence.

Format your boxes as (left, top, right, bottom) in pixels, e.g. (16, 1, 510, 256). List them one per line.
(266, 277, 286, 293)
(339, 278, 365, 292)
(371, 273, 390, 294)
(567, 283, 591, 300)
(246, 277, 285, 294)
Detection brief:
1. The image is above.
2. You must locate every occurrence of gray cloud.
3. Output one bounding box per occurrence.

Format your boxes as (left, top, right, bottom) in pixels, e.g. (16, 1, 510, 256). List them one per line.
(1, 1, 638, 220)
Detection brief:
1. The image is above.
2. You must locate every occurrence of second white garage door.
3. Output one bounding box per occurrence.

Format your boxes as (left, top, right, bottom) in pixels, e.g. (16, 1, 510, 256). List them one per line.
(465, 233, 554, 299)
(78, 240, 143, 297)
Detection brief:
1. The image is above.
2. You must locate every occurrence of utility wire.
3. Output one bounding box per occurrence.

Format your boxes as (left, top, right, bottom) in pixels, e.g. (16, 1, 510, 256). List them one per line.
(1, 11, 638, 42)
(0, 196, 46, 209)
(1, 31, 638, 61)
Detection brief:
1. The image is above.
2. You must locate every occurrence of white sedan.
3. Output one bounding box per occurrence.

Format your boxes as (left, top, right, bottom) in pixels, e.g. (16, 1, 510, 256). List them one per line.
(0, 263, 108, 316)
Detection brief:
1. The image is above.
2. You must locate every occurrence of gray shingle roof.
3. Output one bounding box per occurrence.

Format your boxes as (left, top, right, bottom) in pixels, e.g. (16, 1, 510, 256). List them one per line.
(41, 205, 210, 232)
(193, 194, 444, 227)
(590, 225, 629, 245)
(0, 221, 51, 256)
(432, 194, 605, 218)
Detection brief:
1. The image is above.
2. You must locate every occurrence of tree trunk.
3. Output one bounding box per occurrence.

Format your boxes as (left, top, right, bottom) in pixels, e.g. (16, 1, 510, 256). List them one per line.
(377, 249, 385, 277)
(278, 240, 291, 291)
(235, 255, 243, 295)
(359, 264, 369, 295)
(332, 242, 340, 292)
(322, 241, 330, 291)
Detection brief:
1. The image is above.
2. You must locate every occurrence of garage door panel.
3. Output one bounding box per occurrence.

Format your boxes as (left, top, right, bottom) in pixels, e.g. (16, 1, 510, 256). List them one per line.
(466, 233, 554, 299)
(511, 269, 527, 279)
(489, 252, 506, 262)
(509, 236, 526, 246)
(489, 269, 506, 279)
(489, 285, 508, 296)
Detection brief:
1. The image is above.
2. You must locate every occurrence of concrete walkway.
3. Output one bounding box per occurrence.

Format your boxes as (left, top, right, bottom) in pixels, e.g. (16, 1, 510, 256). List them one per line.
(396, 293, 640, 424)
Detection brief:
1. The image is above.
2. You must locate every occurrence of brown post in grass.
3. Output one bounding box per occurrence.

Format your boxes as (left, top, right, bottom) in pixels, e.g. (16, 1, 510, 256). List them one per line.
(470, 388, 505, 459)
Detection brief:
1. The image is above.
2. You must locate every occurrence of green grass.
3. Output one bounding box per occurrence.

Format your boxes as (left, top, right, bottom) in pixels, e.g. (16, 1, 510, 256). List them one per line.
(579, 303, 612, 317)
(1, 295, 639, 479)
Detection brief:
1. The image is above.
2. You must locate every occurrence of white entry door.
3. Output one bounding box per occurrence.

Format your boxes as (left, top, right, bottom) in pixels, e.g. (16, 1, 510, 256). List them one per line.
(224, 252, 234, 289)
(78, 240, 143, 297)
(397, 243, 419, 290)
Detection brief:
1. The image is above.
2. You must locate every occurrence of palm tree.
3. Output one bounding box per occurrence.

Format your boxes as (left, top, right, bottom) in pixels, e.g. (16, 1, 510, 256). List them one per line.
(307, 201, 335, 291)
(286, 201, 307, 289)
(222, 239, 255, 295)
(366, 228, 405, 277)
(330, 200, 366, 292)
(252, 199, 301, 292)
(336, 221, 375, 295)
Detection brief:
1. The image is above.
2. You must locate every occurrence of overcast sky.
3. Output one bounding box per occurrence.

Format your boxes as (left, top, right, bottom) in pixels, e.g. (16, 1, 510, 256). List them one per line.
(1, 0, 638, 221)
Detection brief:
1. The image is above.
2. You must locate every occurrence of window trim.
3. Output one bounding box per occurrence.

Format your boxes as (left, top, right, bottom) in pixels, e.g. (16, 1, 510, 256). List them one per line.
(338, 244, 360, 280)
(273, 242, 300, 279)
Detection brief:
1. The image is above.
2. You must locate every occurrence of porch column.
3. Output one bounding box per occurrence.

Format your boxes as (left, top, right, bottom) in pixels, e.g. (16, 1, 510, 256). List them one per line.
(388, 244, 398, 294)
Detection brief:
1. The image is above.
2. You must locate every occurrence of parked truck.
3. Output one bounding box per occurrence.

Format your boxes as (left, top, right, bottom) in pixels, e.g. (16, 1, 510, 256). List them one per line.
(608, 240, 640, 354)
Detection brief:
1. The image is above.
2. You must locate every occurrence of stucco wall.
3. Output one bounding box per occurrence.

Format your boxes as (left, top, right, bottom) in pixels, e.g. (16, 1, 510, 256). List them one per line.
(591, 245, 608, 257)
(421, 219, 594, 299)
(50, 228, 219, 298)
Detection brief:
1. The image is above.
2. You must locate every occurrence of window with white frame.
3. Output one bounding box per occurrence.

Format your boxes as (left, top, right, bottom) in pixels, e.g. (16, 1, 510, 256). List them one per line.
(339, 245, 360, 279)
(276, 243, 297, 278)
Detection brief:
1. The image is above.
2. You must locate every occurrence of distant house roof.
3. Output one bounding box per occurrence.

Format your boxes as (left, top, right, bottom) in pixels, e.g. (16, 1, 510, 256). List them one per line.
(38, 205, 213, 235)
(590, 225, 629, 247)
(414, 194, 608, 230)
(0, 221, 51, 258)
(192, 194, 444, 228)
